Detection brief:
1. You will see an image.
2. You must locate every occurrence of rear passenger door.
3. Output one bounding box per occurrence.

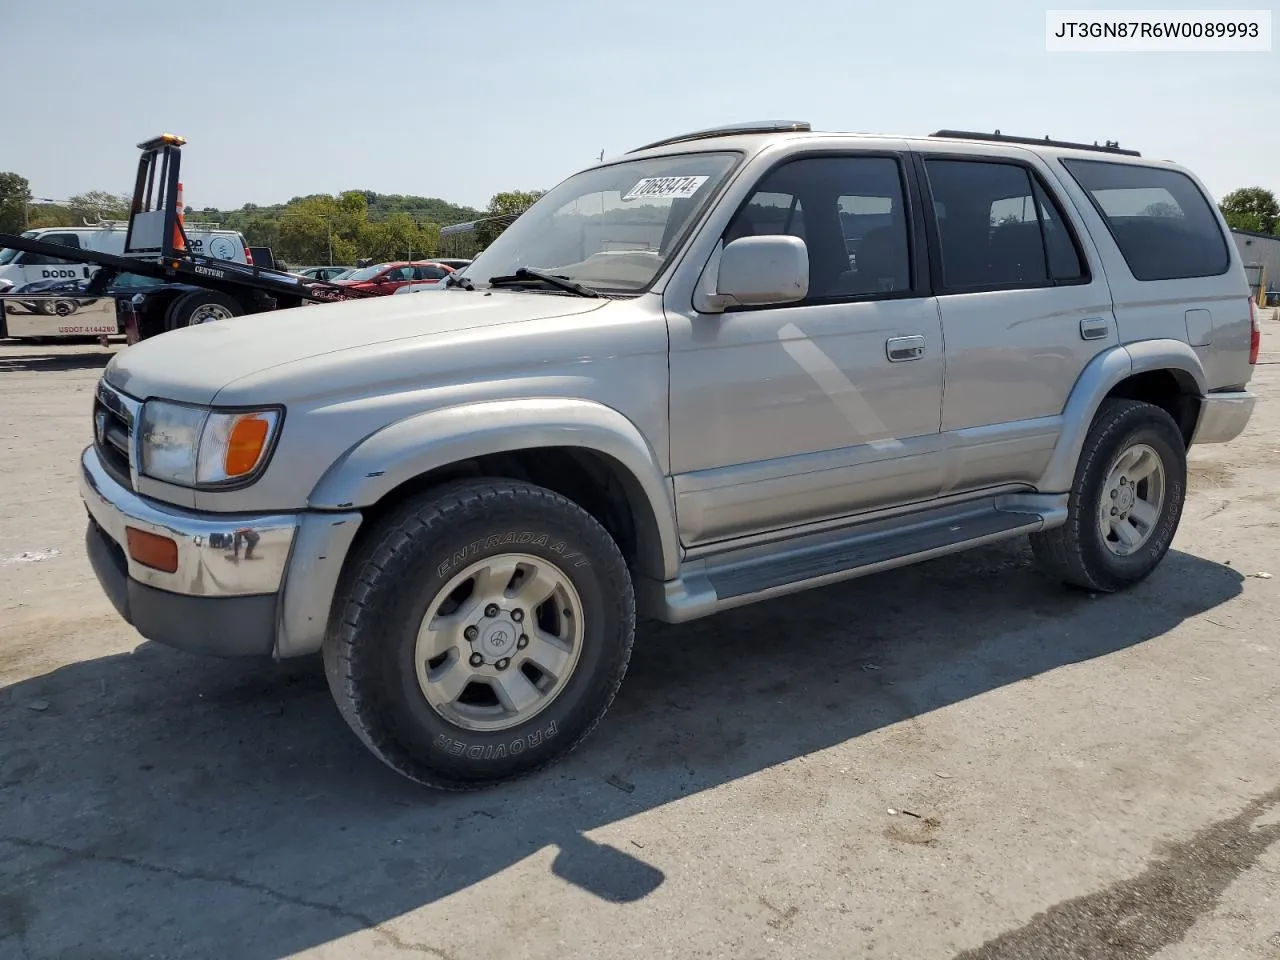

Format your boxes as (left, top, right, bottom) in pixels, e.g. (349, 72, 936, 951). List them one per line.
(914, 148, 1118, 494)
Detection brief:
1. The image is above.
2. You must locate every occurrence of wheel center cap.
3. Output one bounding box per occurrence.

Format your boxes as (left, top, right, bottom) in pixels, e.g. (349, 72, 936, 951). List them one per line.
(1116, 485, 1136, 512)
(476, 619, 517, 660)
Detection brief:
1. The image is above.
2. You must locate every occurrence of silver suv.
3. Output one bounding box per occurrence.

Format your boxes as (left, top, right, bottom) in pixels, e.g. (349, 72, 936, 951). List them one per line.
(80, 122, 1261, 788)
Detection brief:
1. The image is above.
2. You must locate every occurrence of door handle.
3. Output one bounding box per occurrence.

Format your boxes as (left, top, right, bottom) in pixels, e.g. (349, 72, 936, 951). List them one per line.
(1079, 317, 1111, 341)
(886, 335, 926, 362)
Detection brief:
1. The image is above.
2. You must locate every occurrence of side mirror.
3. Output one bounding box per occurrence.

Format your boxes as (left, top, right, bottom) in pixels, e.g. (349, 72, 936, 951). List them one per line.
(696, 235, 808, 313)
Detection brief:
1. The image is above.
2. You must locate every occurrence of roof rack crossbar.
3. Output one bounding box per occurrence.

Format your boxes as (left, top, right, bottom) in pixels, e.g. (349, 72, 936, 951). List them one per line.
(929, 129, 1141, 157)
(625, 120, 812, 155)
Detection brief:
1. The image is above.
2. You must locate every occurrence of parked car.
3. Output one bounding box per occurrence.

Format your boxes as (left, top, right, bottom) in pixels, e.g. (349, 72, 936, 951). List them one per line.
(78, 121, 1259, 790)
(295, 265, 355, 282)
(333, 260, 454, 294)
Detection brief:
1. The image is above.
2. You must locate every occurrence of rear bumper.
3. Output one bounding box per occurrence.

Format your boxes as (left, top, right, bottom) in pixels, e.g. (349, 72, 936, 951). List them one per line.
(1191, 390, 1256, 445)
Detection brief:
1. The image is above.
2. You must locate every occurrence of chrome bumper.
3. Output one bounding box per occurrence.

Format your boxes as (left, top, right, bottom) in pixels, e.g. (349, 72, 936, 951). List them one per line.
(1191, 390, 1256, 446)
(79, 445, 298, 597)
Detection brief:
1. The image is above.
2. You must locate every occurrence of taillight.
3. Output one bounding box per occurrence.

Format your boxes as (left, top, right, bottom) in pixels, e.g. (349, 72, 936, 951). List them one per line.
(243, 241, 254, 266)
(1249, 298, 1260, 365)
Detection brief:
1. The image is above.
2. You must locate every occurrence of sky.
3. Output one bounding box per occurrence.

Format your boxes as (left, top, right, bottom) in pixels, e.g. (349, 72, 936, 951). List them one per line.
(4, 0, 1277, 212)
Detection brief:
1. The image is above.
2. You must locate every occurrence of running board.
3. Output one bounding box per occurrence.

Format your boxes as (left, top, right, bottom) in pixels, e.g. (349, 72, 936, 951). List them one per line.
(637, 493, 1067, 623)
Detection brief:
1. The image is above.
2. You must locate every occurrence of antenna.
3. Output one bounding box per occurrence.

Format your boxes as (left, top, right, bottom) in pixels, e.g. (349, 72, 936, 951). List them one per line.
(598, 149, 605, 163)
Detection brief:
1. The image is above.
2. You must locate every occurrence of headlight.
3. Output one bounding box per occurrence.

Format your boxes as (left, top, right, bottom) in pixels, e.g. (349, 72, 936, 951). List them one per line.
(138, 400, 283, 487)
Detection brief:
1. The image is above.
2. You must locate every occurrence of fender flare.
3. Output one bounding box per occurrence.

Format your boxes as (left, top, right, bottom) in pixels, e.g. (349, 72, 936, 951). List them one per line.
(1038, 339, 1207, 492)
(308, 397, 681, 580)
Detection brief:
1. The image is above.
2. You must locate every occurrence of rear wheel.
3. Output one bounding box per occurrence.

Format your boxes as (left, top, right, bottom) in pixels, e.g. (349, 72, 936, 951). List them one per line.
(323, 478, 635, 789)
(1030, 398, 1187, 591)
(164, 290, 244, 330)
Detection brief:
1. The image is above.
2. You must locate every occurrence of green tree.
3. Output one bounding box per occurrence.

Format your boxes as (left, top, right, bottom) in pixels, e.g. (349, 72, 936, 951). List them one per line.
(0, 171, 32, 233)
(1219, 187, 1279, 234)
(276, 193, 369, 264)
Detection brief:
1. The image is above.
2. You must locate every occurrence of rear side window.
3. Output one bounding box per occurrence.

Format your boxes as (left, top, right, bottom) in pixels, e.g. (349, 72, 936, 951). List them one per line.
(924, 160, 1087, 291)
(1061, 159, 1230, 281)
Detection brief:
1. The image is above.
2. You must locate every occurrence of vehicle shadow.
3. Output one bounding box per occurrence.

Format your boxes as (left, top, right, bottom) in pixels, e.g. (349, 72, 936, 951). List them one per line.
(0, 542, 1243, 958)
(0, 351, 114, 373)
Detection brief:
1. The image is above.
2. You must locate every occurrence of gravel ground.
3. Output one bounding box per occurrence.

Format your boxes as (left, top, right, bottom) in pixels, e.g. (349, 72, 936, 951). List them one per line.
(1, 323, 1278, 960)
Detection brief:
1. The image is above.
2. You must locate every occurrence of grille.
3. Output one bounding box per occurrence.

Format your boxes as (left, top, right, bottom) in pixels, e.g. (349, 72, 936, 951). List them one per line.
(93, 381, 139, 490)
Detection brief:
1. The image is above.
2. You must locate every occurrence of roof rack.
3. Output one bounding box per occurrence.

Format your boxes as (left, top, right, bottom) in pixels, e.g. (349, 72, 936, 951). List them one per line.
(929, 129, 1141, 157)
(626, 120, 811, 154)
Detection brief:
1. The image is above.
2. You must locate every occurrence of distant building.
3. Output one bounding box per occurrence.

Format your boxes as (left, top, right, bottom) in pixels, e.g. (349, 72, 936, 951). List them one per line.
(1231, 228, 1280, 304)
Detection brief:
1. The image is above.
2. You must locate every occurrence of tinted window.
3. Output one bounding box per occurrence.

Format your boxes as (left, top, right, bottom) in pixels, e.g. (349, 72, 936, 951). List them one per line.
(414, 264, 448, 280)
(1061, 159, 1230, 281)
(1033, 181, 1086, 281)
(724, 156, 911, 301)
(22, 233, 82, 267)
(926, 160, 1087, 290)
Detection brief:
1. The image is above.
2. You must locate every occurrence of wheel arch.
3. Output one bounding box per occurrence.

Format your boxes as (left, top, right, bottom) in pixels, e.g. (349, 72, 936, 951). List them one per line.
(308, 398, 681, 581)
(1039, 340, 1207, 491)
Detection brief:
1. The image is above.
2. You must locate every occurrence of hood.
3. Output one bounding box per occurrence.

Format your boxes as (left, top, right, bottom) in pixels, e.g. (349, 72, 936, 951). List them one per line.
(104, 290, 609, 405)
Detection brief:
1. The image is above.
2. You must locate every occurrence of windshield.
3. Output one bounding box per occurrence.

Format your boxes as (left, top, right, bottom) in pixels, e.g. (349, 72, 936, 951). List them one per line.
(346, 263, 392, 282)
(0, 230, 40, 266)
(468, 151, 740, 294)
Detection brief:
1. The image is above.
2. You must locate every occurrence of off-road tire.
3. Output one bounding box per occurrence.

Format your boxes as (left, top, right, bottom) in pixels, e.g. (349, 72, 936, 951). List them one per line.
(322, 478, 635, 790)
(164, 290, 244, 330)
(1030, 398, 1187, 592)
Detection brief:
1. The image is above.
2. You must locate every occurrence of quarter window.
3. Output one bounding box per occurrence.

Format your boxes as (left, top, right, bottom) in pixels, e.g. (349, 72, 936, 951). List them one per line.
(1061, 158, 1230, 281)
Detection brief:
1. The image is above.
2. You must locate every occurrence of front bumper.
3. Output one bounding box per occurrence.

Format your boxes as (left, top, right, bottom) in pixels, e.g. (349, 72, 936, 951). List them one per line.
(79, 445, 299, 657)
(1191, 390, 1257, 445)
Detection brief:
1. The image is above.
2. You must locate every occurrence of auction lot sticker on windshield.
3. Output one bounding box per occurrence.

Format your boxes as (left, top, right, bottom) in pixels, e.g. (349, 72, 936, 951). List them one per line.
(623, 176, 709, 201)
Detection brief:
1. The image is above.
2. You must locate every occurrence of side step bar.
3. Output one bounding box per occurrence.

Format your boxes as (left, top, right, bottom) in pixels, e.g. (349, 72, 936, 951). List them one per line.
(638, 493, 1067, 623)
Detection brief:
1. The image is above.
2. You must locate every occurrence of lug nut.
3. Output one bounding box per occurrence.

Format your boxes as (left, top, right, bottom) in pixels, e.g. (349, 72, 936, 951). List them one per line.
(495, 658, 510, 671)
(464, 625, 478, 641)
(1110, 490, 1117, 499)
(484, 603, 500, 618)
(511, 609, 524, 623)
(469, 653, 484, 667)
(1111, 507, 1118, 516)
(517, 634, 529, 649)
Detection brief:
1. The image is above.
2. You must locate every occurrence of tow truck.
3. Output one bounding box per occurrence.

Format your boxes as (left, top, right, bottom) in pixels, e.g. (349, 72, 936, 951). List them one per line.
(0, 134, 377, 344)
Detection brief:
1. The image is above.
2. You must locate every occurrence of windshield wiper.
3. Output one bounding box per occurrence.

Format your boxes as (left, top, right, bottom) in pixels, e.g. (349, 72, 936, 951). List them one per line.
(440, 272, 474, 290)
(487, 267, 600, 298)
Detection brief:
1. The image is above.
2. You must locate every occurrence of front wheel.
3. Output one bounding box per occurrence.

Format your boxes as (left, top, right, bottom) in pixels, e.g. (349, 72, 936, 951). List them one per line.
(323, 479, 636, 789)
(1030, 398, 1187, 592)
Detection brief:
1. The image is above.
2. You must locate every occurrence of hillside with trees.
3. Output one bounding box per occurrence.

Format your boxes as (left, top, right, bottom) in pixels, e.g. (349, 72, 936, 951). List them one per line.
(0, 169, 538, 265)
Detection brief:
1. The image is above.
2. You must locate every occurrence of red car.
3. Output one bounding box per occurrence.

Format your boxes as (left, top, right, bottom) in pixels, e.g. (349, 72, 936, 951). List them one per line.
(335, 260, 454, 295)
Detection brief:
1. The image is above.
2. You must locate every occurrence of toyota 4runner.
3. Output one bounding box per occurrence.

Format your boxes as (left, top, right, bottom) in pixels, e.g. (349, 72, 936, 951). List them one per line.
(80, 122, 1261, 788)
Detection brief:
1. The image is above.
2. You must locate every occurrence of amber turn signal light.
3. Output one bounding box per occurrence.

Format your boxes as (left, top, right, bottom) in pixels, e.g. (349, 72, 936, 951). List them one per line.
(224, 415, 272, 477)
(125, 527, 179, 573)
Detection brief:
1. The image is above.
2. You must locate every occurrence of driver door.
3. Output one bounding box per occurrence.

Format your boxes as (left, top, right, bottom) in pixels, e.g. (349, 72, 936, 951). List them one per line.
(665, 152, 946, 547)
